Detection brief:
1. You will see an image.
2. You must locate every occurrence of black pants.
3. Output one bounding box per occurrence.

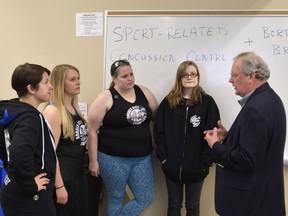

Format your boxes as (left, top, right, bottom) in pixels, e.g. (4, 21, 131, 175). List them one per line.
(165, 177, 204, 216)
(87, 173, 103, 216)
(55, 174, 88, 216)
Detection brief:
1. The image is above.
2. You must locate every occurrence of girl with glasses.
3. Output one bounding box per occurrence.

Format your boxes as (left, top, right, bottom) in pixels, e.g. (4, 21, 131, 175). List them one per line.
(154, 60, 220, 216)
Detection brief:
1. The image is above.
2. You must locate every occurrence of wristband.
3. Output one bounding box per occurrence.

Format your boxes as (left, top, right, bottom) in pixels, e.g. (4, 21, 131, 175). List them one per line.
(55, 185, 64, 190)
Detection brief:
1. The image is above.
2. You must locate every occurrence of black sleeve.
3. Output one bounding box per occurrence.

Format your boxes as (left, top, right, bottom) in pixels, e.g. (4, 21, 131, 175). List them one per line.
(9, 113, 40, 194)
(201, 95, 221, 166)
(154, 99, 168, 162)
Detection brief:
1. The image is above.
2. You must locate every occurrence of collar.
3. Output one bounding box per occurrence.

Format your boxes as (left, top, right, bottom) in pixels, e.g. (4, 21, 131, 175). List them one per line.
(237, 82, 268, 107)
(238, 91, 254, 107)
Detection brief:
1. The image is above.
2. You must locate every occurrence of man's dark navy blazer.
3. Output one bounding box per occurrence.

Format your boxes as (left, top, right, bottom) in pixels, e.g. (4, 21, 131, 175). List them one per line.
(212, 82, 286, 216)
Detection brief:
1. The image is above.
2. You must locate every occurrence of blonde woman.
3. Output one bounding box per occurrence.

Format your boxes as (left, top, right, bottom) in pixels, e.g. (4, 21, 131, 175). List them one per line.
(43, 64, 88, 216)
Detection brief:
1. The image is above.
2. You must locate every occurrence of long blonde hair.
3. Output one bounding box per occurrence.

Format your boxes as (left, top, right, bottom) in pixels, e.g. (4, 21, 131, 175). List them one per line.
(49, 64, 87, 141)
(167, 61, 205, 109)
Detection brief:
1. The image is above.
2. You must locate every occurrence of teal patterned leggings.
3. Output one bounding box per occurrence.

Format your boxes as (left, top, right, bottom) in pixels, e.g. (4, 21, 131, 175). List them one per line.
(98, 152, 154, 216)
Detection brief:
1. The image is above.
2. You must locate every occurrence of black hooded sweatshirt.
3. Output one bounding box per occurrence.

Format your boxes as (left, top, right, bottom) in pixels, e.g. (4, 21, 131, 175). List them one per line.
(0, 99, 56, 214)
(154, 93, 220, 183)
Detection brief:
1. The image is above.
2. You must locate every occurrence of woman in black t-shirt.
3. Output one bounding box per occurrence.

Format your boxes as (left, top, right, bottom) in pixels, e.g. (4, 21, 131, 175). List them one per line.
(43, 64, 89, 216)
(88, 59, 158, 216)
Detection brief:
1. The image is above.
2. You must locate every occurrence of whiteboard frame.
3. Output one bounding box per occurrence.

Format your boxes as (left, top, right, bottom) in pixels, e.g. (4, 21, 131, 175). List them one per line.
(104, 10, 288, 164)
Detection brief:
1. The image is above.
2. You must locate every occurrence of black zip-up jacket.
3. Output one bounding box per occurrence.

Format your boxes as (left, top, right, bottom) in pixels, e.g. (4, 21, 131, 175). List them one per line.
(0, 99, 56, 213)
(154, 93, 220, 183)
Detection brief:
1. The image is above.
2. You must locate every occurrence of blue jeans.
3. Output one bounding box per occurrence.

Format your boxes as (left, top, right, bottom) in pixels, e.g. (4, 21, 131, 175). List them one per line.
(165, 177, 204, 216)
(98, 152, 154, 216)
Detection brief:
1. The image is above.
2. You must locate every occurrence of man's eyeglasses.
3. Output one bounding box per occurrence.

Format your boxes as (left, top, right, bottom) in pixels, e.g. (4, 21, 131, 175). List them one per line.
(111, 59, 130, 76)
(181, 72, 198, 79)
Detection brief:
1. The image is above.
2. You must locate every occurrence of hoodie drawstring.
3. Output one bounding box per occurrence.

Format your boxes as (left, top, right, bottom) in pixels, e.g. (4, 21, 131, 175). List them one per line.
(39, 114, 45, 170)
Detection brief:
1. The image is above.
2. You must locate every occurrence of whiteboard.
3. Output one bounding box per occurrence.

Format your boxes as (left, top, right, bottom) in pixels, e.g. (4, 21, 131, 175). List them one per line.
(104, 10, 288, 164)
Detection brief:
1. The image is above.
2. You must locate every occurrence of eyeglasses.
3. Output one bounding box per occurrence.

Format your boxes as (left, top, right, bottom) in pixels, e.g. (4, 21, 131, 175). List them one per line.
(230, 71, 245, 78)
(181, 72, 198, 79)
(111, 59, 130, 76)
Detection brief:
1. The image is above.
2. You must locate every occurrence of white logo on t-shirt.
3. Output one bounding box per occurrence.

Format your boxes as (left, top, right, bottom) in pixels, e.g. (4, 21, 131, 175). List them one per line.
(126, 105, 147, 125)
(190, 115, 201, 127)
(75, 120, 88, 146)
